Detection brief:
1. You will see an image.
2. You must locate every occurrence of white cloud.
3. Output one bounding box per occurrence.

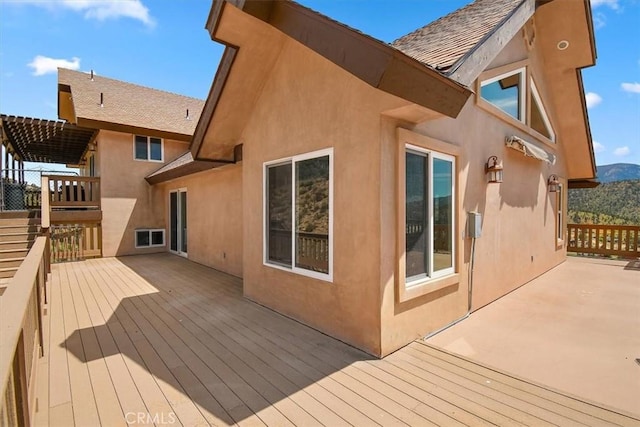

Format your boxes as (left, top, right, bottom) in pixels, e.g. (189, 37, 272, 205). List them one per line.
(593, 141, 605, 153)
(590, 0, 619, 9)
(593, 12, 607, 29)
(585, 92, 602, 108)
(10, 0, 155, 27)
(613, 146, 630, 156)
(621, 82, 640, 94)
(28, 55, 80, 76)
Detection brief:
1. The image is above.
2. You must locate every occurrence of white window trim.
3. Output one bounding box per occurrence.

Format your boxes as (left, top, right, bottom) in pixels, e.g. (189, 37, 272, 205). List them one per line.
(480, 67, 527, 123)
(405, 143, 456, 288)
(530, 78, 556, 142)
(133, 135, 164, 162)
(556, 183, 564, 243)
(135, 229, 166, 248)
(169, 188, 188, 257)
(263, 147, 334, 282)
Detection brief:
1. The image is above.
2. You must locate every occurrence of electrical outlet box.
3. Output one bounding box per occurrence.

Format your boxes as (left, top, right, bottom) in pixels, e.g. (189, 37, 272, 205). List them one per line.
(468, 212, 482, 238)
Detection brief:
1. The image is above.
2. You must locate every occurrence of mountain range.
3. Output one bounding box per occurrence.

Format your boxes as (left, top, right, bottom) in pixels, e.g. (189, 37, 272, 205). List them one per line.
(568, 163, 640, 225)
(596, 163, 640, 183)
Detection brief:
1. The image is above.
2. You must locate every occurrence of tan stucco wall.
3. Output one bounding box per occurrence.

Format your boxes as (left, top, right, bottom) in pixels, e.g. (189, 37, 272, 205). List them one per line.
(154, 165, 243, 278)
(239, 37, 408, 355)
(194, 12, 579, 357)
(96, 130, 189, 256)
(227, 22, 570, 357)
(378, 28, 568, 355)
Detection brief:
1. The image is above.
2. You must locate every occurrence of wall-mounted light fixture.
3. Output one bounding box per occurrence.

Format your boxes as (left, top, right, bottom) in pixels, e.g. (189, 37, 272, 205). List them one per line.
(485, 156, 503, 183)
(548, 174, 560, 192)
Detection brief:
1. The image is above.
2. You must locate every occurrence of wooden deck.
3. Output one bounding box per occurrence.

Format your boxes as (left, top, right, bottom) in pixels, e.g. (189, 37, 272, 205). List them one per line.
(34, 254, 640, 426)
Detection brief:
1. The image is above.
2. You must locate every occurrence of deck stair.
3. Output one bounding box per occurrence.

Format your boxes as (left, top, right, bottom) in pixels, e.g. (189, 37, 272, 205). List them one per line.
(0, 212, 41, 287)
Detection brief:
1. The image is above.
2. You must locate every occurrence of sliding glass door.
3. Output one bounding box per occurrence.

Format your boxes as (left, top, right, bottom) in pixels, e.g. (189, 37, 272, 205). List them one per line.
(170, 189, 187, 256)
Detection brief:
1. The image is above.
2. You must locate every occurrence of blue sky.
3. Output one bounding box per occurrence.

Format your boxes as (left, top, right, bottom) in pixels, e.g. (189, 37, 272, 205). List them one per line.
(0, 0, 638, 168)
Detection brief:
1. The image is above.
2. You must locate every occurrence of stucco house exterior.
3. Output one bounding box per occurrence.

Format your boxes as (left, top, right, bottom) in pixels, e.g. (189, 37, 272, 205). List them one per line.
(60, 0, 596, 357)
(56, 68, 205, 258)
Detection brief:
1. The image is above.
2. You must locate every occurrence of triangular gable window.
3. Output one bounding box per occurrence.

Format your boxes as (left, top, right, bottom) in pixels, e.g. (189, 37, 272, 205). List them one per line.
(530, 79, 555, 141)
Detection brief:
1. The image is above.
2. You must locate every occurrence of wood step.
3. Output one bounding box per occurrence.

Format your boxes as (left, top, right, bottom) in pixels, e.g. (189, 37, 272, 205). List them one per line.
(0, 240, 35, 250)
(0, 257, 26, 269)
(0, 218, 41, 226)
(0, 232, 40, 243)
(0, 224, 40, 233)
(0, 266, 19, 279)
(0, 210, 41, 219)
(0, 248, 29, 259)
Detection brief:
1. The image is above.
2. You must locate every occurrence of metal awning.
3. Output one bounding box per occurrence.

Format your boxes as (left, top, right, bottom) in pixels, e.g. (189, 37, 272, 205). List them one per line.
(505, 135, 556, 165)
(0, 114, 97, 165)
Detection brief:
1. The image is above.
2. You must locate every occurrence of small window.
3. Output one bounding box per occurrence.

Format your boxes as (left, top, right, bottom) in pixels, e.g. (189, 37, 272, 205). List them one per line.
(264, 149, 333, 281)
(134, 135, 163, 161)
(136, 229, 165, 248)
(480, 68, 525, 121)
(556, 184, 564, 242)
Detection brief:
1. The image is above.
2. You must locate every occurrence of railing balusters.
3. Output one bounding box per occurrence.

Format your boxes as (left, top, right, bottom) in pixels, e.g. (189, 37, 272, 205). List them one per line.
(567, 223, 640, 258)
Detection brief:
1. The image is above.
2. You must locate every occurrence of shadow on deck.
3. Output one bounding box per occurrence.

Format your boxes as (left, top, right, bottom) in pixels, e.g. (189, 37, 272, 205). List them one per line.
(38, 253, 640, 426)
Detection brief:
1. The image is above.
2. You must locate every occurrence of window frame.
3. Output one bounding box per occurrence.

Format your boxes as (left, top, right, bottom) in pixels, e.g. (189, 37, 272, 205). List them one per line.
(133, 135, 164, 162)
(529, 78, 556, 142)
(263, 148, 334, 282)
(397, 129, 460, 302)
(480, 67, 526, 123)
(477, 61, 556, 146)
(556, 183, 564, 245)
(404, 144, 456, 286)
(135, 229, 166, 248)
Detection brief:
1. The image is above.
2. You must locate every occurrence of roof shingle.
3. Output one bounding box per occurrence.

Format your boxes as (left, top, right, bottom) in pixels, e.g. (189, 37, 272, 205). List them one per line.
(391, 0, 524, 76)
(59, 68, 205, 137)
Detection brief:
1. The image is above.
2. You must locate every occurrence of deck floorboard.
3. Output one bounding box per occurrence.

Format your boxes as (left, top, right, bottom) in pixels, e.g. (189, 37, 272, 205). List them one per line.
(33, 254, 640, 426)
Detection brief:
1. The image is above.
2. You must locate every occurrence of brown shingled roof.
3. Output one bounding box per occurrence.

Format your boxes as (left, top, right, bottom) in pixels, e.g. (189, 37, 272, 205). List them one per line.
(58, 68, 204, 138)
(392, 0, 524, 76)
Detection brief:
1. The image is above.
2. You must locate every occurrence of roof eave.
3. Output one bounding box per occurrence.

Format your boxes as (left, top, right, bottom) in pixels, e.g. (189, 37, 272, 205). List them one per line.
(443, 0, 536, 86)
(193, 0, 472, 160)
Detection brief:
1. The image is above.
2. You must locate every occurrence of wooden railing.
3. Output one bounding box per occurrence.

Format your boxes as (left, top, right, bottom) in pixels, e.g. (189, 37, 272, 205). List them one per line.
(50, 223, 102, 262)
(47, 175, 100, 208)
(0, 237, 48, 426)
(269, 229, 329, 273)
(41, 176, 102, 262)
(567, 224, 640, 258)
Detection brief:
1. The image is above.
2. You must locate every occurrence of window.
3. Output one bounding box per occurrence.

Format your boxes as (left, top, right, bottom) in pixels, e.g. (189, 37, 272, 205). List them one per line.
(480, 68, 525, 121)
(405, 145, 455, 285)
(479, 67, 555, 142)
(264, 148, 333, 281)
(88, 154, 95, 177)
(134, 135, 163, 161)
(135, 229, 165, 248)
(556, 184, 564, 242)
(530, 79, 555, 141)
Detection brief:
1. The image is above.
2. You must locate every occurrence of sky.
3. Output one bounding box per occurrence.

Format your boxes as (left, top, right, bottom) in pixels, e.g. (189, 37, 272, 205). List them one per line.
(0, 0, 639, 170)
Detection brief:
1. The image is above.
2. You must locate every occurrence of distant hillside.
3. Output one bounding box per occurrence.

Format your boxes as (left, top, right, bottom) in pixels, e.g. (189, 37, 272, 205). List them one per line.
(568, 179, 640, 225)
(596, 163, 640, 183)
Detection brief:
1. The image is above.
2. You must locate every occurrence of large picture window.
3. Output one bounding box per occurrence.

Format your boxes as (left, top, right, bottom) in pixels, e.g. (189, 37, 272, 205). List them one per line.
(264, 149, 333, 281)
(405, 145, 455, 285)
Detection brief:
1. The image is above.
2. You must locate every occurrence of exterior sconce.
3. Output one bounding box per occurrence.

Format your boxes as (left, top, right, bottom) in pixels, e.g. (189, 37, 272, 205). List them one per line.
(548, 174, 560, 192)
(485, 156, 503, 183)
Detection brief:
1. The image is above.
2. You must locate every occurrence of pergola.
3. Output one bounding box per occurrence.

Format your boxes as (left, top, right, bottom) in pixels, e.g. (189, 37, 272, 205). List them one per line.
(0, 114, 96, 181)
